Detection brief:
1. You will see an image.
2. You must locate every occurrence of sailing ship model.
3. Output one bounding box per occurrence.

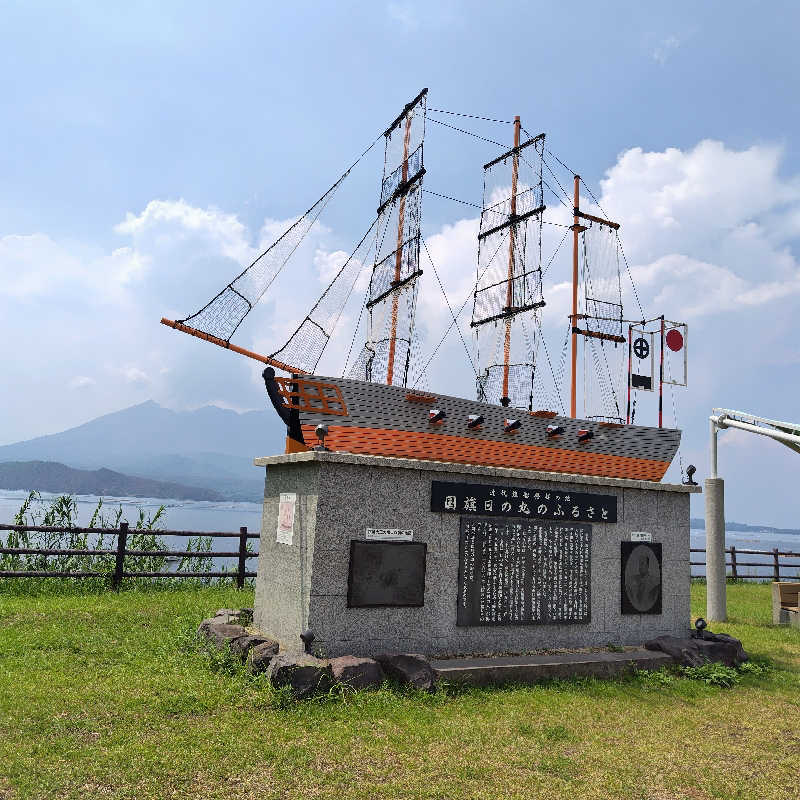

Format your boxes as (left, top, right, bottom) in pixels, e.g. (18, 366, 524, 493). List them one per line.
(161, 89, 688, 483)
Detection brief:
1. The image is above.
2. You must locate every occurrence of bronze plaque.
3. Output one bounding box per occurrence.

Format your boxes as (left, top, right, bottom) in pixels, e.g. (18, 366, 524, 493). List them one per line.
(347, 541, 427, 608)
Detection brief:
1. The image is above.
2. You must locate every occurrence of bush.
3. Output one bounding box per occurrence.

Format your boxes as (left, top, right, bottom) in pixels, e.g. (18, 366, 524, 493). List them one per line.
(0, 492, 217, 590)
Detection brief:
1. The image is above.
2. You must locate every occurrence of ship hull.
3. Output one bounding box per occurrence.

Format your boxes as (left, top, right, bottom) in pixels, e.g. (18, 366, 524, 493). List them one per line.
(267, 373, 681, 482)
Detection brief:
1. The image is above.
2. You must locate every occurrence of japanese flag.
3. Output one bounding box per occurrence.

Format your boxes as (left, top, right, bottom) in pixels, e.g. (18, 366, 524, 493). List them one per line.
(663, 321, 687, 386)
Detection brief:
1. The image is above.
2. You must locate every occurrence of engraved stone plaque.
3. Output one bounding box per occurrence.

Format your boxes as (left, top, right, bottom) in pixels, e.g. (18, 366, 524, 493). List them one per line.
(621, 542, 662, 615)
(457, 517, 591, 626)
(432, 480, 616, 523)
(347, 541, 427, 608)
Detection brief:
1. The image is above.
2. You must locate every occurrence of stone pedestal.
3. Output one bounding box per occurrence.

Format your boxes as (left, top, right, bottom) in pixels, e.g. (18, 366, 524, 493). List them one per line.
(253, 452, 700, 658)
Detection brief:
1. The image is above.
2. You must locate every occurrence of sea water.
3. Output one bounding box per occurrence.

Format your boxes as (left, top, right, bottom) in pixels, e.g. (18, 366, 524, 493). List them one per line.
(690, 528, 800, 579)
(1, 490, 797, 579)
(0, 490, 264, 572)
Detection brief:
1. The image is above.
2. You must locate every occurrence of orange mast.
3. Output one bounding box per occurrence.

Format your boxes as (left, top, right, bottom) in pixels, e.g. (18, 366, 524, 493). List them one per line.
(570, 174, 581, 418)
(385, 111, 413, 386)
(500, 115, 521, 406)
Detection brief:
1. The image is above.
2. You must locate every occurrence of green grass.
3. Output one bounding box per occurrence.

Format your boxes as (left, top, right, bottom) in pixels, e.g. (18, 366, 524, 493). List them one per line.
(1, 582, 798, 799)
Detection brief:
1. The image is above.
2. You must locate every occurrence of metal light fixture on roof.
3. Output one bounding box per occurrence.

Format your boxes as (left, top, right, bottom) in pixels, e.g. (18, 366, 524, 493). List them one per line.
(313, 424, 329, 451)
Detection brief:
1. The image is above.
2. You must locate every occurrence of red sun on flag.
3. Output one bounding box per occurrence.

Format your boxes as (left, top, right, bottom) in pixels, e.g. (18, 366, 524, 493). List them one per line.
(666, 328, 684, 352)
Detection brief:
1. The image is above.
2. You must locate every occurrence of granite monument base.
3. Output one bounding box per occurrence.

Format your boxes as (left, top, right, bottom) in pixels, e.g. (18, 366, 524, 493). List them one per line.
(253, 452, 699, 658)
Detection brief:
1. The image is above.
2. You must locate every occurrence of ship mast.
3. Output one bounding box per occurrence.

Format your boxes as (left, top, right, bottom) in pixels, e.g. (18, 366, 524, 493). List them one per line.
(569, 175, 623, 418)
(570, 175, 582, 418)
(471, 121, 546, 409)
(353, 88, 428, 387)
(386, 112, 414, 386)
(500, 116, 522, 406)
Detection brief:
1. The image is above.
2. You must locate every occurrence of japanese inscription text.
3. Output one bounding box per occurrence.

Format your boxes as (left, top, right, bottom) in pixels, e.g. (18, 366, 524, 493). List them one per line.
(431, 480, 617, 523)
(458, 517, 591, 626)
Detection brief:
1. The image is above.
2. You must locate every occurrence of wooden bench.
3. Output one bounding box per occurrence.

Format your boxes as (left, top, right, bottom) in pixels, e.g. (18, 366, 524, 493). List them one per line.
(772, 582, 800, 628)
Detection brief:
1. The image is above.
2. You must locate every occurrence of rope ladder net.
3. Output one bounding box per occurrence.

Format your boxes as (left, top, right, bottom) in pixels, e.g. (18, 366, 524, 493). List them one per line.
(472, 134, 545, 408)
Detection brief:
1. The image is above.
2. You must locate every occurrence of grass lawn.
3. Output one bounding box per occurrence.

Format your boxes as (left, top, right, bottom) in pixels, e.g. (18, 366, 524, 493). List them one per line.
(1, 581, 798, 800)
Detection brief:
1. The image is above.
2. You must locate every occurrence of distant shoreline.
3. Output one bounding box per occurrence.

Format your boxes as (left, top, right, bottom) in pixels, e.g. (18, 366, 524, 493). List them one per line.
(690, 517, 800, 536)
(0, 461, 224, 503)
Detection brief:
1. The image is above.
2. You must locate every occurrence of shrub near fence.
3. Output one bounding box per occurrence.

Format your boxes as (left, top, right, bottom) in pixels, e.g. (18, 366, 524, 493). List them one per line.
(691, 547, 800, 581)
(0, 491, 259, 589)
(0, 522, 259, 589)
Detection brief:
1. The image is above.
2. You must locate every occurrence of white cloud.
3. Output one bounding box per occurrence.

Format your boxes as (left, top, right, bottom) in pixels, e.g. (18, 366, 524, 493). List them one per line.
(119, 366, 150, 384)
(652, 35, 681, 65)
(69, 376, 96, 389)
(115, 199, 253, 265)
(0, 233, 89, 298)
(387, 2, 418, 31)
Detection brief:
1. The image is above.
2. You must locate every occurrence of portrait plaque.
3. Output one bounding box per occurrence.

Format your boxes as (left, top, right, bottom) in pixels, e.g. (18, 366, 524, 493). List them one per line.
(620, 542, 662, 615)
(347, 541, 427, 608)
(457, 517, 591, 626)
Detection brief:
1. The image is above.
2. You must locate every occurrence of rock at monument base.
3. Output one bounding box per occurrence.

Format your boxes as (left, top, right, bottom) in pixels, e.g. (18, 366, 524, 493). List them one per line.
(330, 656, 385, 690)
(229, 634, 276, 661)
(375, 653, 437, 691)
(199, 621, 248, 649)
(267, 654, 335, 698)
(644, 632, 748, 668)
(198, 608, 247, 635)
(247, 639, 281, 674)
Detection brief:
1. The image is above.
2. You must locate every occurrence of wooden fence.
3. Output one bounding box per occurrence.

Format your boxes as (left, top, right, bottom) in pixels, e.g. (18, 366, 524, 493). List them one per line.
(0, 522, 259, 589)
(690, 546, 800, 581)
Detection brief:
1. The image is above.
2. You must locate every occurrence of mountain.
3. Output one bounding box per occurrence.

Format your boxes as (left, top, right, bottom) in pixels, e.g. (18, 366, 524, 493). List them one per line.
(0, 400, 285, 501)
(0, 461, 223, 501)
(690, 517, 800, 536)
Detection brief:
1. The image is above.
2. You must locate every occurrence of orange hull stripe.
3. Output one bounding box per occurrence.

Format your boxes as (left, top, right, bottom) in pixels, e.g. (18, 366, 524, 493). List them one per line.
(301, 424, 670, 482)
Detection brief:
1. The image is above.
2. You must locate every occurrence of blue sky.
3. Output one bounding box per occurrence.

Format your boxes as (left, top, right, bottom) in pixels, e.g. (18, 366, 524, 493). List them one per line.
(2, 1, 800, 524)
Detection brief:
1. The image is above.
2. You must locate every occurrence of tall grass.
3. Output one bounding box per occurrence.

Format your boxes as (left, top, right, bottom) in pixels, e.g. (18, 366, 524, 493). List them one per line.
(0, 491, 223, 592)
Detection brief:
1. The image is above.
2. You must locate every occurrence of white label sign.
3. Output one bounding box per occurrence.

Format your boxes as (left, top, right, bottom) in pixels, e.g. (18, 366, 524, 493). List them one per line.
(365, 528, 413, 541)
(276, 493, 297, 545)
(630, 531, 652, 542)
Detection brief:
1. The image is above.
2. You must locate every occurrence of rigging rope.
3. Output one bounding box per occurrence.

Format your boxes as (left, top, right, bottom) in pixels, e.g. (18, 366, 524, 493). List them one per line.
(423, 189, 482, 208)
(427, 108, 514, 124)
(425, 115, 506, 148)
(270, 214, 379, 373)
(174, 131, 384, 344)
(413, 228, 510, 386)
(616, 233, 646, 320)
(535, 314, 565, 415)
(422, 236, 478, 378)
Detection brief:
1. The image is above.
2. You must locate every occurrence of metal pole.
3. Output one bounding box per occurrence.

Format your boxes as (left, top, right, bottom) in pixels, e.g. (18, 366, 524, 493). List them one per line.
(501, 116, 521, 407)
(705, 415, 726, 620)
(625, 325, 632, 425)
(570, 175, 580, 418)
(710, 416, 719, 478)
(658, 316, 664, 428)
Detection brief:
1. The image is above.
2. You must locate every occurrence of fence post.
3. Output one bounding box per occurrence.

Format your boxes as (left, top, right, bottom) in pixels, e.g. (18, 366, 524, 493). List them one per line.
(729, 546, 737, 580)
(773, 548, 780, 582)
(237, 526, 248, 589)
(112, 522, 128, 591)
